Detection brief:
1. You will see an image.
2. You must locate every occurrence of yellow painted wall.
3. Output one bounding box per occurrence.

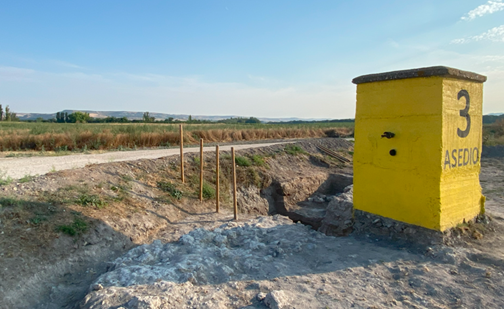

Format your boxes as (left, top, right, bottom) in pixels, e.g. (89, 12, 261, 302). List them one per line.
(439, 78, 483, 230)
(354, 77, 444, 230)
(354, 76, 484, 231)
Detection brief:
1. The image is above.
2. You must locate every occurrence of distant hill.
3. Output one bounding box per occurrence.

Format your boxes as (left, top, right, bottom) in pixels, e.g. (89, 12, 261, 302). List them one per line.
(483, 114, 504, 124)
(17, 110, 504, 124)
(15, 110, 333, 123)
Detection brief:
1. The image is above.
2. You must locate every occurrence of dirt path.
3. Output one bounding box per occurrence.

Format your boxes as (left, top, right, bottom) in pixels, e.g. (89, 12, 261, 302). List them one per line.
(0, 141, 290, 180)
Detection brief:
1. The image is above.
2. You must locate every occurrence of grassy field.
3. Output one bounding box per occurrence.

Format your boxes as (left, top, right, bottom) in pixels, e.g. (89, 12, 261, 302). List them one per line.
(0, 121, 353, 152)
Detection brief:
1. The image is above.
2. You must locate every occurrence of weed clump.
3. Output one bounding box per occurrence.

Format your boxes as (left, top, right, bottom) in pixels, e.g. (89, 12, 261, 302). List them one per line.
(30, 215, 47, 225)
(0, 197, 21, 207)
(284, 144, 307, 156)
(19, 174, 35, 183)
(235, 156, 251, 167)
(157, 181, 183, 200)
(76, 193, 107, 208)
(251, 154, 265, 166)
(56, 217, 88, 237)
(202, 182, 216, 199)
(0, 171, 13, 186)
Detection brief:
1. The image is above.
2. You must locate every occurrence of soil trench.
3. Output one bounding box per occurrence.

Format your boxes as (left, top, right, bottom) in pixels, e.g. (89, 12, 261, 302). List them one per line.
(261, 173, 353, 229)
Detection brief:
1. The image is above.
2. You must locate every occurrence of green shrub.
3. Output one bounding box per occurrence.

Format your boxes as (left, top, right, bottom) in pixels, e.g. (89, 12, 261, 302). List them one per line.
(76, 194, 107, 208)
(57, 225, 77, 236)
(157, 181, 183, 200)
(202, 182, 216, 199)
(235, 156, 251, 167)
(57, 217, 88, 236)
(251, 155, 265, 166)
(157, 181, 175, 191)
(284, 144, 306, 156)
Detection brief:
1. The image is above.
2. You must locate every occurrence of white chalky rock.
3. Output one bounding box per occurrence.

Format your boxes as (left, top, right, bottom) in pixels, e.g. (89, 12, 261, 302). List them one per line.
(257, 292, 267, 301)
(264, 290, 290, 309)
(127, 296, 162, 309)
(92, 216, 316, 288)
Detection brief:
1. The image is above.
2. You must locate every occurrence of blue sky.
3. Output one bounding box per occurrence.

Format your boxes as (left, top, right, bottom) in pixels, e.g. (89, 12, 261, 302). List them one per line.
(0, 0, 503, 119)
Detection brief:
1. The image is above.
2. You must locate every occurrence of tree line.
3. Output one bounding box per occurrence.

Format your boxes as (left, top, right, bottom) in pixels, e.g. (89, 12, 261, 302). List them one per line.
(42, 112, 262, 124)
(483, 114, 504, 124)
(1, 106, 357, 125)
(0, 104, 19, 122)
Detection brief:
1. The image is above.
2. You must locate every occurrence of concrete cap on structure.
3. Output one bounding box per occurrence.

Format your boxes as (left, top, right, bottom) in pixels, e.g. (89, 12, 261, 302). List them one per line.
(352, 66, 487, 84)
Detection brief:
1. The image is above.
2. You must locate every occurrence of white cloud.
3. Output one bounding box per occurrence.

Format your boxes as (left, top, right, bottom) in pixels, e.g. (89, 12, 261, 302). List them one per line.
(478, 55, 504, 62)
(49, 60, 85, 69)
(451, 25, 504, 43)
(450, 38, 467, 44)
(461, 0, 504, 20)
(0, 66, 36, 82)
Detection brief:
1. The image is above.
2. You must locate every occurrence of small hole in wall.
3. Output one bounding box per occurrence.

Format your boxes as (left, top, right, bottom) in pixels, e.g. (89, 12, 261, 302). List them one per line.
(389, 149, 397, 156)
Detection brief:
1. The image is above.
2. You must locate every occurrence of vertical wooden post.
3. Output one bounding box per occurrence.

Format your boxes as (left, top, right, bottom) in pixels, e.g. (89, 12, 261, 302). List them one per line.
(179, 124, 184, 183)
(199, 138, 204, 201)
(232, 147, 237, 220)
(216, 145, 220, 213)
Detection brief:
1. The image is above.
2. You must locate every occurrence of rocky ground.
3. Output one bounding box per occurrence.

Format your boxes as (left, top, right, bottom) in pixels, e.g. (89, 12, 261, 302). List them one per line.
(1, 138, 504, 309)
(82, 215, 504, 309)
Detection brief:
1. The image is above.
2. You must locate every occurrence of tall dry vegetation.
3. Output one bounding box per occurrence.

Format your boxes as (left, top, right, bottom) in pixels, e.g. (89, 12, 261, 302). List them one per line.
(0, 124, 353, 151)
(483, 119, 504, 146)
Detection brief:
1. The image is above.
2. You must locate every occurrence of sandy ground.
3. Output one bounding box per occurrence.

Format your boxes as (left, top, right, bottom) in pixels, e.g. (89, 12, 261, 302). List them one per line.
(0, 142, 290, 180)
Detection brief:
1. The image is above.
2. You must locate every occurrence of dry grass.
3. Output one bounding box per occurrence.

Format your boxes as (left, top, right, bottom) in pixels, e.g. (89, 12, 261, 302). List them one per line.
(483, 120, 504, 146)
(0, 124, 353, 151)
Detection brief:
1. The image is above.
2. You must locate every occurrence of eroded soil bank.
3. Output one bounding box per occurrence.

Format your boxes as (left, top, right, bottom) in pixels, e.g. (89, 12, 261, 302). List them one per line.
(0, 138, 352, 308)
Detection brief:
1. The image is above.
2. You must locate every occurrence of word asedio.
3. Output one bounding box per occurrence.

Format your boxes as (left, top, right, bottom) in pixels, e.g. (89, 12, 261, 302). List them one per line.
(443, 89, 479, 170)
(444, 147, 479, 169)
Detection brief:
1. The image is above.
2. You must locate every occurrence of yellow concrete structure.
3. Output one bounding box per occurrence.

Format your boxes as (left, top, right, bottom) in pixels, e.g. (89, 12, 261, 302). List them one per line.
(352, 66, 487, 231)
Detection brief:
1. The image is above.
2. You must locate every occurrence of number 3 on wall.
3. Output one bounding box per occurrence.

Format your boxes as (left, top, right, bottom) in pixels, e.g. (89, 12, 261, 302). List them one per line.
(457, 89, 471, 138)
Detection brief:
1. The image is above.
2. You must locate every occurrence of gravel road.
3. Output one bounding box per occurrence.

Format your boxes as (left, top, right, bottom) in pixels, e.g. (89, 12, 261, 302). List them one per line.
(0, 142, 290, 180)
